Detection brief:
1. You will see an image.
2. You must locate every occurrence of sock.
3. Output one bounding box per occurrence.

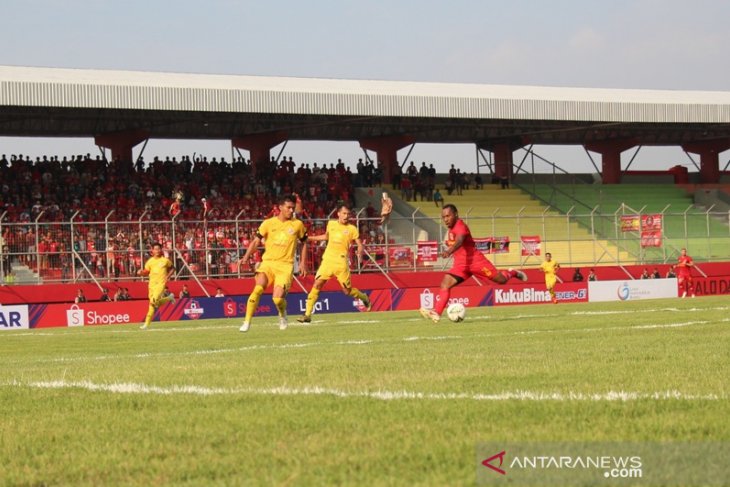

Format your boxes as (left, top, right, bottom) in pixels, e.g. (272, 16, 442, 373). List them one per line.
(245, 285, 264, 322)
(503, 270, 517, 280)
(272, 297, 287, 317)
(305, 288, 320, 317)
(144, 304, 156, 327)
(348, 288, 367, 302)
(549, 288, 556, 300)
(434, 288, 450, 315)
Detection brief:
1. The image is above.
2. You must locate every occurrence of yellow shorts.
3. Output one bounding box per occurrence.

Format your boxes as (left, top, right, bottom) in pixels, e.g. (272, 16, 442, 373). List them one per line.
(316, 259, 351, 289)
(545, 276, 557, 290)
(149, 284, 166, 303)
(257, 260, 294, 291)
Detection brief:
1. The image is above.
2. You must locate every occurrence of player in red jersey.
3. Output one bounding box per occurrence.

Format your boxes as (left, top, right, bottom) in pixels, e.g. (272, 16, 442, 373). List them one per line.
(676, 247, 695, 298)
(419, 204, 527, 322)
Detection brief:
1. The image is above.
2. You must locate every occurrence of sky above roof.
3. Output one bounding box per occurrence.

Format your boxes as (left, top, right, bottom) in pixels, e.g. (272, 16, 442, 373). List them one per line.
(3, 0, 729, 173)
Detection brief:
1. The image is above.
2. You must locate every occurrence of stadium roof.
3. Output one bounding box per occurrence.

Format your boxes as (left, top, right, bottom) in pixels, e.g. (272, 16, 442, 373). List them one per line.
(2, 65, 730, 146)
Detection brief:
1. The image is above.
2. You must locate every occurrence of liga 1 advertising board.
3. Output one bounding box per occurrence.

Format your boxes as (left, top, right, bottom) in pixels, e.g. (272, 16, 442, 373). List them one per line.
(588, 278, 678, 302)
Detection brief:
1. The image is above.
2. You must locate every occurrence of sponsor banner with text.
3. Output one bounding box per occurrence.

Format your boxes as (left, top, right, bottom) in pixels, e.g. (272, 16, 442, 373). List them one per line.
(492, 282, 588, 306)
(691, 276, 730, 296)
(391, 287, 494, 311)
(0, 305, 30, 330)
(28, 291, 386, 329)
(30, 301, 150, 328)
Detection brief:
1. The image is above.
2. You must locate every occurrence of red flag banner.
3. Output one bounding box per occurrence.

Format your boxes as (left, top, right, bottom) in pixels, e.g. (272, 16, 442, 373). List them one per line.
(641, 231, 662, 247)
(389, 246, 413, 267)
(474, 238, 492, 254)
(521, 236, 542, 256)
(640, 214, 663, 247)
(416, 241, 439, 262)
(491, 236, 510, 254)
(474, 237, 511, 254)
(641, 214, 662, 231)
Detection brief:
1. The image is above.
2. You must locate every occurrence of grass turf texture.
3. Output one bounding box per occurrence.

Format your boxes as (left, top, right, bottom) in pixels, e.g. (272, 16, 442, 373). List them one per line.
(1, 297, 728, 486)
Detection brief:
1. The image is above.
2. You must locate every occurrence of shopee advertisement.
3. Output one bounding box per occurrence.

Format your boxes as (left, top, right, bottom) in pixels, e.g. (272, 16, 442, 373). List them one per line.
(391, 287, 494, 311)
(30, 302, 150, 328)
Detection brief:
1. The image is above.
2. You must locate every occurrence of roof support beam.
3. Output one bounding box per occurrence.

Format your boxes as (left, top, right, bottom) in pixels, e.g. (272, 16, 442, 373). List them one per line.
(232, 131, 288, 176)
(584, 138, 639, 184)
(359, 135, 415, 184)
(94, 129, 149, 169)
(682, 138, 730, 184)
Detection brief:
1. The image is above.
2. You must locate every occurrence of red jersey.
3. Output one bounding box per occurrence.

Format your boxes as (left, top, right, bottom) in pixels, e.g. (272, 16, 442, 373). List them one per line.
(169, 201, 181, 217)
(677, 255, 693, 276)
(446, 219, 477, 261)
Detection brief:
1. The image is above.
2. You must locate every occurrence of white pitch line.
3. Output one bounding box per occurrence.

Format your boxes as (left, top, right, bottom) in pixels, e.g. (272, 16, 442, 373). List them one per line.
(403, 335, 460, 341)
(570, 306, 729, 316)
(3, 380, 724, 401)
(633, 321, 709, 330)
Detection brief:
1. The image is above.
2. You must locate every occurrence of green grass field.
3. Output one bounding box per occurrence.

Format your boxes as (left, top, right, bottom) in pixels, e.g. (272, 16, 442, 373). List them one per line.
(1, 297, 728, 486)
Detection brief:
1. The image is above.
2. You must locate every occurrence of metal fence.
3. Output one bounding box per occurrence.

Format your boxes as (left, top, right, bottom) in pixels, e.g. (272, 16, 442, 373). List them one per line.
(1, 207, 728, 285)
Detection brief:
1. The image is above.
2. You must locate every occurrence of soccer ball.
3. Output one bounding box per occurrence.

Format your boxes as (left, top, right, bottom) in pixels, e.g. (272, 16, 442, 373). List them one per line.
(446, 302, 466, 322)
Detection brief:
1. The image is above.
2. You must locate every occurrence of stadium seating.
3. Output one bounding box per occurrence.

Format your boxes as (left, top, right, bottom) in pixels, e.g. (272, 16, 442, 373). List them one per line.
(526, 183, 730, 262)
(406, 185, 634, 268)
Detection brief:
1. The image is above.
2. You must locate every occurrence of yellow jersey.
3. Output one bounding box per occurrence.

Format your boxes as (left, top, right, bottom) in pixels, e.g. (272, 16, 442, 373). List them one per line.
(540, 260, 559, 276)
(258, 216, 307, 264)
(322, 220, 359, 263)
(144, 255, 173, 289)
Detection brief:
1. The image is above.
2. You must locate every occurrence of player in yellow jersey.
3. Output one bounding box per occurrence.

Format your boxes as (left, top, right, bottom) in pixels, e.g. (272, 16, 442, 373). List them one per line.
(540, 252, 560, 304)
(137, 242, 175, 329)
(298, 204, 371, 323)
(238, 194, 308, 332)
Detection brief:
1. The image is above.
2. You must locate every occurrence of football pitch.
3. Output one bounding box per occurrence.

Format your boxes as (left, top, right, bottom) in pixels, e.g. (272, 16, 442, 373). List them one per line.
(1, 297, 728, 486)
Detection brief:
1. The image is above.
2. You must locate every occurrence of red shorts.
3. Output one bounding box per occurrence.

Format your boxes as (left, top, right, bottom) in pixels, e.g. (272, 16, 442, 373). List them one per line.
(677, 274, 692, 286)
(448, 253, 498, 281)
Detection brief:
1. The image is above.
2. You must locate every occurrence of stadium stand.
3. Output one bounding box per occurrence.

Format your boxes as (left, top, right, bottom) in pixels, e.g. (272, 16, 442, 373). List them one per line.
(526, 183, 730, 262)
(401, 184, 634, 268)
(0, 153, 363, 283)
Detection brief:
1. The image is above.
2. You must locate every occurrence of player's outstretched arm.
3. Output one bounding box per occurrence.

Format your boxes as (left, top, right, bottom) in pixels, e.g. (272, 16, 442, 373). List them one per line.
(307, 233, 329, 242)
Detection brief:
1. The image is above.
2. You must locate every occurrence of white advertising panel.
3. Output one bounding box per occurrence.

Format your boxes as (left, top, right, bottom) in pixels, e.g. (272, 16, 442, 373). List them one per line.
(0, 305, 30, 330)
(588, 279, 678, 302)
